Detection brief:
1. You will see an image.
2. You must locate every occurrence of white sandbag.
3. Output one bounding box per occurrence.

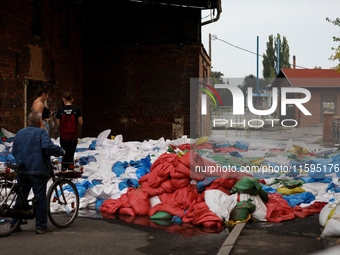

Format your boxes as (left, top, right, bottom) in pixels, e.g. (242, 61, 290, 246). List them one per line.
(301, 182, 329, 195)
(239, 194, 267, 221)
(150, 196, 162, 208)
(321, 215, 340, 237)
(263, 154, 291, 167)
(319, 202, 338, 227)
(204, 190, 238, 221)
(96, 129, 111, 147)
(1, 128, 15, 138)
(79, 197, 89, 209)
(208, 135, 230, 145)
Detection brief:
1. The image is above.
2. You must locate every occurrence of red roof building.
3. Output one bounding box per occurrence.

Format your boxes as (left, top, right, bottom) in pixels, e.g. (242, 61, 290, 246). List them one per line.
(272, 69, 340, 127)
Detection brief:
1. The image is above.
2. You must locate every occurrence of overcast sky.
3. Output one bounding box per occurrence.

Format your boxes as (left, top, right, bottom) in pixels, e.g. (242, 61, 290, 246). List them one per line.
(201, 0, 340, 79)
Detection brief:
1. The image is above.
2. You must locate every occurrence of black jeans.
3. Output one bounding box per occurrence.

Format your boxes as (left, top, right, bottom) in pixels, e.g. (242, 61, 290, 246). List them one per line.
(60, 137, 77, 169)
(10, 175, 49, 229)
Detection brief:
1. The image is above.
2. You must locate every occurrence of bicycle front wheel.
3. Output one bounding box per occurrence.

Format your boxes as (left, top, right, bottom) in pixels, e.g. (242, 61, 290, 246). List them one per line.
(0, 181, 23, 237)
(47, 179, 79, 228)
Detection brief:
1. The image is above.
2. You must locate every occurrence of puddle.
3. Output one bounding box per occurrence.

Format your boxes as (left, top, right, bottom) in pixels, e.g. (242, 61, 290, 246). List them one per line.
(78, 209, 229, 236)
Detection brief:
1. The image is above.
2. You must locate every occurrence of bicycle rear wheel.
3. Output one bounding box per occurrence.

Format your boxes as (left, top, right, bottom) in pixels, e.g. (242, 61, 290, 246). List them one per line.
(0, 181, 23, 237)
(47, 179, 79, 228)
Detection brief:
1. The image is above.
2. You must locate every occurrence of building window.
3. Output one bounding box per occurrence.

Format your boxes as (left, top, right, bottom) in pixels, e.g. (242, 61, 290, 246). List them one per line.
(31, 0, 41, 37)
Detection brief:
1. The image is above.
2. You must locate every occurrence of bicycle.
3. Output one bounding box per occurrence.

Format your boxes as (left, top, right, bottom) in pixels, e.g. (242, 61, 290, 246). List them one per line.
(0, 160, 82, 237)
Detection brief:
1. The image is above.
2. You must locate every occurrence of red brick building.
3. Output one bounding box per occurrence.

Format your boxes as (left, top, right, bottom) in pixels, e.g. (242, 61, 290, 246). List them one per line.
(0, 0, 82, 138)
(273, 69, 340, 127)
(0, 0, 220, 140)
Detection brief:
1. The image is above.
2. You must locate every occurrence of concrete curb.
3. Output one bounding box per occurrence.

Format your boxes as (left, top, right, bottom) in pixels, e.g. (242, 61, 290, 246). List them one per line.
(216, 222, 247, 255)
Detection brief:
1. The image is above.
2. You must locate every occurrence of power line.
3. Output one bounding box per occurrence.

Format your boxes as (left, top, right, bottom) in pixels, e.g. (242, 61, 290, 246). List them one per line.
(212, 35, 310, 70)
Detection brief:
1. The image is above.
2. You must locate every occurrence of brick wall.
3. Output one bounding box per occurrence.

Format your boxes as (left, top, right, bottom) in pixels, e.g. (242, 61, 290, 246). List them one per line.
(82, 43, 210, 141)
(0, 0, 82, 138)
(277, 79, 340, 127)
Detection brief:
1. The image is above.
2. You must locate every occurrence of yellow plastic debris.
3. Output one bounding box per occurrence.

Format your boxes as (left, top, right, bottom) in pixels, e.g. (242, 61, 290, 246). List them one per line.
(277, 186, 305, 195)
(195, 136, 209, 145)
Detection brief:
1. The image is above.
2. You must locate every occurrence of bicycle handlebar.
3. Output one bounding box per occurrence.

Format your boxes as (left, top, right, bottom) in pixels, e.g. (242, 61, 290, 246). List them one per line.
(5, 163, 25, 171)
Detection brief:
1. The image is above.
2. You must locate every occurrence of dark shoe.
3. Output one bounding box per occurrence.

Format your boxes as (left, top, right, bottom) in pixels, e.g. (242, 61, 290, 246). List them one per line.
(36, 228, 52, 234)
(10, 225, 22, 232)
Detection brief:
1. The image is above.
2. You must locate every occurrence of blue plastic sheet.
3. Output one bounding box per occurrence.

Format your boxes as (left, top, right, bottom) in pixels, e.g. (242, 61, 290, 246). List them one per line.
(327, 182, 340, 193)
(233, 141, 250, 151)
(118, 179, 139, 191)
(78, 155, 97, 165)
(260, 183, 277, 193)
(112, 161, 128, 177)
(197, 177, 219, 192)
(282, 192, 315, 207)
(229, 151, 242, 158)
(96, 198, 106, 212)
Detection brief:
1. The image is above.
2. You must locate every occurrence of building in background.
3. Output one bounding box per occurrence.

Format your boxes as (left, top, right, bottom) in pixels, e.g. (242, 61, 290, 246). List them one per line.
(0, 0, 221, 140)
(272, 68, 340, 127)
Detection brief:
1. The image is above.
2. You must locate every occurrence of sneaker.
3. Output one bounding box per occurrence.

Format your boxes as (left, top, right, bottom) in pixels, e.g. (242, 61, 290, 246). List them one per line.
(36, 228, 52, 234)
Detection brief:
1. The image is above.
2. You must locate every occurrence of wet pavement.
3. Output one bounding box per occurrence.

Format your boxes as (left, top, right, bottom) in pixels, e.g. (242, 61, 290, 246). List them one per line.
(212, 125, 324, 148)
(0, 213, 229, 255)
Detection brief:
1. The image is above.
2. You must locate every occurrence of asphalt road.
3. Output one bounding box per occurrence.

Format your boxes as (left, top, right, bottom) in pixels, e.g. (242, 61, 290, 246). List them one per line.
(0, 213, 229, 255)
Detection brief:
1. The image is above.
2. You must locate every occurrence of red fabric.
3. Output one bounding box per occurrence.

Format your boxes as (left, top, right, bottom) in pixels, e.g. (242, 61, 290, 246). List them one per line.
(293, 202, 328, 218)
(148, 202, 186, 218)
(160, 179, 177, 193)
(170, 177, 191, 189)
(213, 147, 246, 153)
(178, 151, 191, 169)
(170, 143, 191, 151)
(128, 189, 151, 215)
(157, 163, 175, 179)
(140, 182, 165, 197)
(259, 179, 266, 185)
(219, 178, 237, 190)
(192, 201, 223, 228)
(100, 193, 129, 214)
(193, 142, 214, 150)
(171, 161, 190, 179)
(266, 193, 295, 223)
(147, 170, 168, 188)
(138, 174, 148, 185)
(119, 206, 136, 216)
(150, 153, 178, 172)
(158, 185, 198, 206)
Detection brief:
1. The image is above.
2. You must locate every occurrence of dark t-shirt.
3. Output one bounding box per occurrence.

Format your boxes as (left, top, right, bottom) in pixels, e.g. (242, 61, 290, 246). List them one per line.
(56, 105, 82, 123)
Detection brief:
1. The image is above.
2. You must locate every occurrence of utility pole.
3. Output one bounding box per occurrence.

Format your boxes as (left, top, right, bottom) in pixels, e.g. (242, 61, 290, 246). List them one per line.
(209, 33, 212, 59)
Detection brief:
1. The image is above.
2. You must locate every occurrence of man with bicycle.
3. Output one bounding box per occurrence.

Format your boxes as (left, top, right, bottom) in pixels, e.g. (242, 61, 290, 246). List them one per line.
(11, 111, 65, 234)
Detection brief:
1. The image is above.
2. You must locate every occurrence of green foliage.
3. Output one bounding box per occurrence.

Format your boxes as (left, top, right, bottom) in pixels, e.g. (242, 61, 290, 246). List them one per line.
(239, 74, 267, 94)
(326, 17, 340, 72)
(262, 35, 276, 79)
(211, 71, 224, 84)
(210, 71, 234, 106)
(262, 34, 291, 79)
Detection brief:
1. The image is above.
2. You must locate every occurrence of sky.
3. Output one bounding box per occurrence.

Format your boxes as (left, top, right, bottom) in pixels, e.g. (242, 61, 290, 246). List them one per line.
(201, 0, 340, 79)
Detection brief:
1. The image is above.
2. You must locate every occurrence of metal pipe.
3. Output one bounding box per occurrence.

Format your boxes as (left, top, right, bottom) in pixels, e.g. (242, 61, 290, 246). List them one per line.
(202, 0, 222, 26)
(277, 37, 280, 75)
(257, 36, 259, 92)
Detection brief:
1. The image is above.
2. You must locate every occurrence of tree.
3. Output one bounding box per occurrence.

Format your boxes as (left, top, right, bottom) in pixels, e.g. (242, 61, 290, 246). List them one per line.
(262, 35, 276, 79)
(211, 71, 234, 106)
(326, 17, 340, 72)
(239, 74, 266, 94)
(211, 71, 224, 84)
(262, 34, 291, 79)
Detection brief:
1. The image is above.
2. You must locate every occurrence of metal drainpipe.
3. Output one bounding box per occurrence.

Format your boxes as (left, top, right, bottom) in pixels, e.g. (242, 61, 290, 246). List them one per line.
(201, 0, 222, 26)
